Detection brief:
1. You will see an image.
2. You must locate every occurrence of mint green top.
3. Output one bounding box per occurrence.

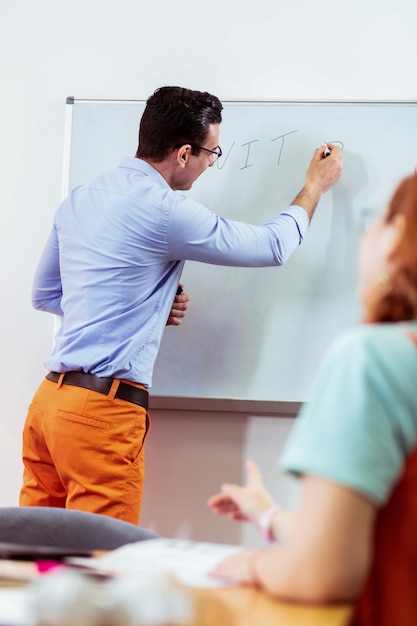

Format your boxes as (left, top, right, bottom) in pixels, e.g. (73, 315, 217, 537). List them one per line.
(281, 322, 417, 504)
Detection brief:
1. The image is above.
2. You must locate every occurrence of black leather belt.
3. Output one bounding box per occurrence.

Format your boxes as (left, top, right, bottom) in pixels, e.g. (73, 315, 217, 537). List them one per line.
(45, 371, 148, 410)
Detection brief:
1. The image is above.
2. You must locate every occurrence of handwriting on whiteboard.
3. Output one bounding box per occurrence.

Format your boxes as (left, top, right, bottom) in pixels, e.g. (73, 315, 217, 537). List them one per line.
(217, 130, 298, 171)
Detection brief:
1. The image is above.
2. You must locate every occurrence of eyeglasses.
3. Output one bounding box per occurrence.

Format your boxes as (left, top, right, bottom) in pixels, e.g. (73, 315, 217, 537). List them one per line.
(194, 145, 223, 163)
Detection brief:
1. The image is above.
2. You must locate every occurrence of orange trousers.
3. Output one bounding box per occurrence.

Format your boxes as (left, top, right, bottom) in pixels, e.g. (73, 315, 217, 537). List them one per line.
(20, 377, 150, 524)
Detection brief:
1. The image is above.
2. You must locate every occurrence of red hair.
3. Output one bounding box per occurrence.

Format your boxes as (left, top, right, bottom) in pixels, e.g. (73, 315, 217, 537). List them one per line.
(364, 174, 417, 323)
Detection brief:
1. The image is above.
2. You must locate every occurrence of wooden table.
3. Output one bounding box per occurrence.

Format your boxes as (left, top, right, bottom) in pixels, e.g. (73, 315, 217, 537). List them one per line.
(0, 558, 354, 626)
(185, 585, 354, 626)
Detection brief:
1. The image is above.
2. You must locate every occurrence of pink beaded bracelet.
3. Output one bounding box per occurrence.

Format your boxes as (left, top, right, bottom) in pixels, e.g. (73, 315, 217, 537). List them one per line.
(257, 505, 281, 543)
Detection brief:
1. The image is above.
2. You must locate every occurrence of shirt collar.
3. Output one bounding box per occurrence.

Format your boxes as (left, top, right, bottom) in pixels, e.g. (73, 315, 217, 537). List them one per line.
(118, 156, 170, 189)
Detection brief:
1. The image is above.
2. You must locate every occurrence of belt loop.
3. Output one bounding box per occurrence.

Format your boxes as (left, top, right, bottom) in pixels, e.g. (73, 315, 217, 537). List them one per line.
(107, 379, 120, 400)
(56, 373, 65, 389)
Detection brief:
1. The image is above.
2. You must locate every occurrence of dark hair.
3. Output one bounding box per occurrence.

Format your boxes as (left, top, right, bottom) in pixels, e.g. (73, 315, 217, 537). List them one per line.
(135, 86, 223, 162)
(365, 174, 417, 323)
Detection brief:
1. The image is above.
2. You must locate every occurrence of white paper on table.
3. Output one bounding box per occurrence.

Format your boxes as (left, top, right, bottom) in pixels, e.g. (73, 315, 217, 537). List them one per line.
(69, 538, 245, 588)
(0, 588, 34, 626)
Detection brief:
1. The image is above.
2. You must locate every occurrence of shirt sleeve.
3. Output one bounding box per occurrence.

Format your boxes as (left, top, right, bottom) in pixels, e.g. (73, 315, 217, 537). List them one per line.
(280, 326, 417, 504)
(166, 194, 309, 266)
(32, 225, 64, 316)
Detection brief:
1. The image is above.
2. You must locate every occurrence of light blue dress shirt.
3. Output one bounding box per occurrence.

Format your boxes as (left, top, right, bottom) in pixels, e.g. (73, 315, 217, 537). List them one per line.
(33, 157, 309, 386)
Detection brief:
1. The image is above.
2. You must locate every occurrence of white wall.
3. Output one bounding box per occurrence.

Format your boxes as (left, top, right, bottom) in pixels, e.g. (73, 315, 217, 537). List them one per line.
(1, 0, 416, 546)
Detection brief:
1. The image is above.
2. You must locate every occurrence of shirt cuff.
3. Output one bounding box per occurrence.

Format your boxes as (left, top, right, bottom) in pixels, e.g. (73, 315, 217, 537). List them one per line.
(280, 205, 309, 244)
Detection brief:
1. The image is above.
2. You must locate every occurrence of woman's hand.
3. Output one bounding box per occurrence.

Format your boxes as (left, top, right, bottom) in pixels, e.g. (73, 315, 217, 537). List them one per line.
(208, 460, 276, 525)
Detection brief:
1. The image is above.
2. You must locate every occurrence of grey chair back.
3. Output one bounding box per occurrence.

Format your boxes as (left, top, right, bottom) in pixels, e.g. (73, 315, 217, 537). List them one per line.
(0, 507, 158, 551)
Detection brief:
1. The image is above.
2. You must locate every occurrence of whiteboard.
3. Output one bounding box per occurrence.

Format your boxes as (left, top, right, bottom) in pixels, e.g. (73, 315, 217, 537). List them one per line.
(64, 99, 417, 406)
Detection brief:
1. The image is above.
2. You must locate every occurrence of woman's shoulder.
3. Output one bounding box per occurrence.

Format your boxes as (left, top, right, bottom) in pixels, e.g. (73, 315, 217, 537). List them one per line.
(314, 323, 417, 396)
(327, 321, 417, 360)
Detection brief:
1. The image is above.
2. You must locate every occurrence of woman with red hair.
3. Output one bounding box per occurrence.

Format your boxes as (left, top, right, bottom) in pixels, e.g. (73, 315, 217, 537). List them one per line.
(209, 173, 417, 625)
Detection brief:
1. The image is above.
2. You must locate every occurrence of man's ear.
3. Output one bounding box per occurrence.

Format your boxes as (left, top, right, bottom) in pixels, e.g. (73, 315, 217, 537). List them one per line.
(176, 144, 192, 168)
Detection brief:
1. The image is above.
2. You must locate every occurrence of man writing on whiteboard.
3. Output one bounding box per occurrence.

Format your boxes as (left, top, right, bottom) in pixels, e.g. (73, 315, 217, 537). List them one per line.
(20, 86, 343, 524)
